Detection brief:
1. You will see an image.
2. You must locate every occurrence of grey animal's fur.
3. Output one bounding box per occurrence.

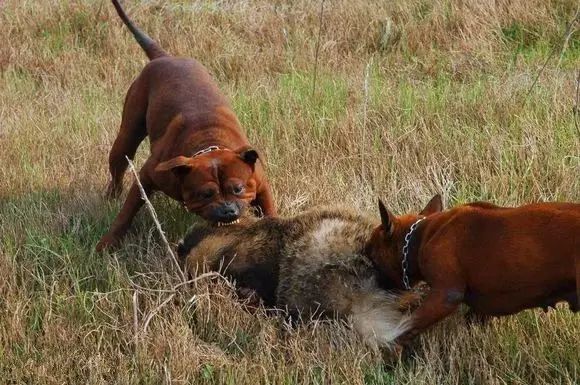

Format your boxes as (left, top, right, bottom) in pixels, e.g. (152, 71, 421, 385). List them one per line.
(177, 207, 417, 350)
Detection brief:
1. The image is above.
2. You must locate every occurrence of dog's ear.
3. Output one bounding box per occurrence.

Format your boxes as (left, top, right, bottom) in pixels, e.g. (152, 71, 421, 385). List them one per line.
(236, 146, 260, 167)
(378, 199, 395, 237)
(155, 156, 194, 177)
(420, 194, 443, 216)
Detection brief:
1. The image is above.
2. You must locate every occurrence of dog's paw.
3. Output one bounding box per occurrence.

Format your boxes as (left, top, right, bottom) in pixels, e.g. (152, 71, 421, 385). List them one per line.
(381, 343, 404, 367)
(96, 233, 120, 252)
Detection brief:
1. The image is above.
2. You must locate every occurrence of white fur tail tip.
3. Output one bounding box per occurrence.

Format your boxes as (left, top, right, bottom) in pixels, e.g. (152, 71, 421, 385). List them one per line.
(350, 292, 412, 351)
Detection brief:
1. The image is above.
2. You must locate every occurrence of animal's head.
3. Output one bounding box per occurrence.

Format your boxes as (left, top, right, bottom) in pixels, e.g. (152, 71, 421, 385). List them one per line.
(176, 222, 216, 270)
(176, 215, 278, 305)
(176, 215, 259, 274)
(156, 146, 261, 225)
(365, 194, 443, 289)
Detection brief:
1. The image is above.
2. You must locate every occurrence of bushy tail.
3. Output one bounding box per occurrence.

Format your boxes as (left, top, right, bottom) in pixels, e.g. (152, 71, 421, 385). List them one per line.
(350, 290, 414, 351)
(111, 0, 168, 60)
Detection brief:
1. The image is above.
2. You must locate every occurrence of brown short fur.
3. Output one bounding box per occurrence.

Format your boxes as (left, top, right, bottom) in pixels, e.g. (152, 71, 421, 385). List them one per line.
(365, 195, 580, 345)
(178, 207, 421, 350)
(97, 1, 276, 251)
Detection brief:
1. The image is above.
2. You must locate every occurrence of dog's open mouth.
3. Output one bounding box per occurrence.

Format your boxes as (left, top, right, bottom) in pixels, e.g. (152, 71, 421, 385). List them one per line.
(216, 219, 240, 227)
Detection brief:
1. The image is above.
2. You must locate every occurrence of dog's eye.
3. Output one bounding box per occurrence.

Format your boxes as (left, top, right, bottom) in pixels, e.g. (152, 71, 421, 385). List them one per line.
(199, 189, 216, 199)
(232, 184, 245, 195)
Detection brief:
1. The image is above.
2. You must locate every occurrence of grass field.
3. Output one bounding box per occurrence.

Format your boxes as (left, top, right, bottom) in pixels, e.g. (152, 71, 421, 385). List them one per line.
(1, 0, 579, 383)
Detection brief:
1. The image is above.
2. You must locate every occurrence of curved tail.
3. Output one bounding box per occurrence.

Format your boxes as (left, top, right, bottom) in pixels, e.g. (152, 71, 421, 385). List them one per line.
(111, 0, 168, 60)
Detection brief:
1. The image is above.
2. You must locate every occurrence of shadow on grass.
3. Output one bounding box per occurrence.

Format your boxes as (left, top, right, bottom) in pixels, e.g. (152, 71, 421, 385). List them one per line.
(0, 187, 202, 293)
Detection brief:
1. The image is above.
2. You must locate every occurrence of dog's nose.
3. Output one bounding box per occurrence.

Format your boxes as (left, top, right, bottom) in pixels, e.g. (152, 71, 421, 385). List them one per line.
(217, 202, 240, 222)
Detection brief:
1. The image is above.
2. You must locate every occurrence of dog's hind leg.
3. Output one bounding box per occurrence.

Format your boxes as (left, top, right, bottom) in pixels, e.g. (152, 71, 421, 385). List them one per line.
(106, 82, 148, 198)
(396, 286, 464, 346)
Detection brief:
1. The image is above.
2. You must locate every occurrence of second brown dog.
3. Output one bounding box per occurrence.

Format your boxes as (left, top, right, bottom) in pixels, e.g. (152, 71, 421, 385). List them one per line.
(365, 196, 579, 345)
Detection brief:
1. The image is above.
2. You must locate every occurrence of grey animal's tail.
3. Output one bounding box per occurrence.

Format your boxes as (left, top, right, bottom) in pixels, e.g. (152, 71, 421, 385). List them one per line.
(350, 290, 412, 351)
(111, 0, 168, 60)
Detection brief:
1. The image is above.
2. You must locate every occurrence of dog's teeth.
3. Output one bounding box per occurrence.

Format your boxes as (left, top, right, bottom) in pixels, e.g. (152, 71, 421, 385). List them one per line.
(216, 219, 239, 227)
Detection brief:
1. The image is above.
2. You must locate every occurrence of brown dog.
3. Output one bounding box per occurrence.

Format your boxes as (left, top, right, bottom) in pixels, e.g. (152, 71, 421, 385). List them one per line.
(365, 195, 579, 345)
(97, 1, 276, 251)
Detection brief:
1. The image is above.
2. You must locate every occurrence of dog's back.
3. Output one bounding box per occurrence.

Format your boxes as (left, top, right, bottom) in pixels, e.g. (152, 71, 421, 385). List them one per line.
(430, 201, 579, 314)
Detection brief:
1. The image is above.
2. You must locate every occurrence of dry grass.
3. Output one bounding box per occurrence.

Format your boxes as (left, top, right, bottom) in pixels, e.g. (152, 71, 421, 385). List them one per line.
(0, 0, 579, 383)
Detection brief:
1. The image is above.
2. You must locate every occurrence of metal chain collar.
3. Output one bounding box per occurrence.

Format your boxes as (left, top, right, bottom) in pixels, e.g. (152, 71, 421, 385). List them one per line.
(192, 145, 221, 157)
(401, 216, 425, 290)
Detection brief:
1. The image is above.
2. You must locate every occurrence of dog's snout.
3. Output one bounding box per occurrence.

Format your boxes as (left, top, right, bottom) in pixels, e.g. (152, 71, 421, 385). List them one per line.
(216, 202, 240, 222)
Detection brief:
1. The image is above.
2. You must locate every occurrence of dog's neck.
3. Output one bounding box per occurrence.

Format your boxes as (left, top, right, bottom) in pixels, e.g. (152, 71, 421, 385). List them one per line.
(181, 118, 248, 155)
(397, 216, 427, 288)
(190, 145, 234, 158)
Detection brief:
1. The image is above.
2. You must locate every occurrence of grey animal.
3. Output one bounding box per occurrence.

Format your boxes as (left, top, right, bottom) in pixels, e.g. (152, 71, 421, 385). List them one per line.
(177, 207, 419, 350)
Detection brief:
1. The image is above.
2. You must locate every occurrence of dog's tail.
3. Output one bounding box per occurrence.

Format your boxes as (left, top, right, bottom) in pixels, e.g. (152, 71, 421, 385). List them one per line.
(111, 0, 168, 60)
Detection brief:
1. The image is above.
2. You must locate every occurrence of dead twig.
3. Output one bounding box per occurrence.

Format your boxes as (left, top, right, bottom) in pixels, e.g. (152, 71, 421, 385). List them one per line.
(558, 3, 580, 66)
(128, 272, 226, 294)
(125, 156, 187, 283)
(132, 291, 139, 341)
(525, 7, 580, 101)
(574, 70, 580, 137)
(361, 59, 372, 182)
(143, 293, 175, 334)
(136, 273, 235, 334)
(311, 0, 326, 97)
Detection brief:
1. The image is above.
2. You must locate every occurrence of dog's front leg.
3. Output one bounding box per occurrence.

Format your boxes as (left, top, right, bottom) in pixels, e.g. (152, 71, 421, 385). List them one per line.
(97, 176, 154, 251)
(396, 287, 464, 346)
